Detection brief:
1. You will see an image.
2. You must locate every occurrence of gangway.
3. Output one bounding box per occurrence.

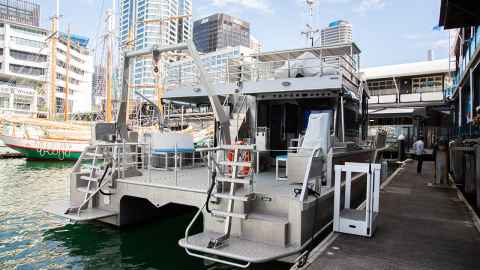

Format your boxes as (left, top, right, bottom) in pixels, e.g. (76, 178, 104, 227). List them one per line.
(333, 162, 381, 237)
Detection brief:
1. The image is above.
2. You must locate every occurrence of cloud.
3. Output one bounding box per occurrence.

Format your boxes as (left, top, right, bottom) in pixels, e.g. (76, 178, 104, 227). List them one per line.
(354, 0, 385, 15)
(298, 0, 385, 15)
(210, 0, 273, 14)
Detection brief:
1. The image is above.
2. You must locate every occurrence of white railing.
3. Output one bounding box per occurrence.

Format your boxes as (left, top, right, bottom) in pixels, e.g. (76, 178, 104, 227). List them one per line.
(165, 54, 359, 90)
(369, 90, 445, 104)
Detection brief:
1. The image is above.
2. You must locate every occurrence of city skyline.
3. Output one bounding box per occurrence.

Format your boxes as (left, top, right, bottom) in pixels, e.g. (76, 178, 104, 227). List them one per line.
(39, 0, 449, 68)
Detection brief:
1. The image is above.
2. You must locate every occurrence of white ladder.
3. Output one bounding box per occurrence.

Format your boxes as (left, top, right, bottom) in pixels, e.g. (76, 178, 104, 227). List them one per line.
(208, 144, 254, 249)
(73, 146, 112, 216)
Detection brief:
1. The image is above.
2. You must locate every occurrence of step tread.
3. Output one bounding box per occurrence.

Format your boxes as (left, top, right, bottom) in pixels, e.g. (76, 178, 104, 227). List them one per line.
(211, 210, 247, 219)
(213, 193, 252, 202)
(218, 161, 252, 167)
(77, 187, 96, 194)
(80, 176, 99, 182)
(216, 176, 251, 184)
(247, 213, 289, 224)
(219, 145, 255, 150)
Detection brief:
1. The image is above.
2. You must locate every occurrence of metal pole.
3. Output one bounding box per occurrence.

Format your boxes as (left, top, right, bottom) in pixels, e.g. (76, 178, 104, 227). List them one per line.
(175, 143, 178, 186)
(340, 95, 345, 142)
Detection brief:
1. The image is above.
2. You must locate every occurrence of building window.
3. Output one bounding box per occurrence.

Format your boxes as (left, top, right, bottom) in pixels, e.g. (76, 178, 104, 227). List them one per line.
(10, 49, 47, 62)
(10, 64, 44, 76)
(412, 76, 443, 93)
(367, 79, 396, 95)
(11, 36, 44, 48)
(14, 96, 32, 111)
(0, 96, 8, 108)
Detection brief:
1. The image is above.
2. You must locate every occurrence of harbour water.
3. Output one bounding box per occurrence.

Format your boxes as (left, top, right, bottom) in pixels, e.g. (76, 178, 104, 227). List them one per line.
(0, 157, 290, 270)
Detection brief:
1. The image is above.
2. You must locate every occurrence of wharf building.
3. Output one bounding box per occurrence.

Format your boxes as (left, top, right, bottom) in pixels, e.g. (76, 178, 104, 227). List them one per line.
(439, 1, 480, 136)
(437, 0, 480, 211)
(119, 0, 192, 97)
(362, 58, 453, 150)
(193, 13, 250, 53)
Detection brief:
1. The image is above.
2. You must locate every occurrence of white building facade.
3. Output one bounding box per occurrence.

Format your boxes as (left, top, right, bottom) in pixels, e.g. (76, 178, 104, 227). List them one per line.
(55, 36, 93, 113)
(249, 35, 262, 53)
(0, 22, 46, 116)
(119, 0, 192, 97)
(0, 21, 93, 116)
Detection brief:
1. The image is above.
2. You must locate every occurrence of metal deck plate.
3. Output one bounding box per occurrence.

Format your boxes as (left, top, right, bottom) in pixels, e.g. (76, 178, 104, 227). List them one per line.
(179, 232, 301, 263)
(43, 200, 117, 221)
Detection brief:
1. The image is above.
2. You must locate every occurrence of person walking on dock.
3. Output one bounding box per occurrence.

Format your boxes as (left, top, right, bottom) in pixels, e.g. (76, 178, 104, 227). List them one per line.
(413, 137, 425, 175)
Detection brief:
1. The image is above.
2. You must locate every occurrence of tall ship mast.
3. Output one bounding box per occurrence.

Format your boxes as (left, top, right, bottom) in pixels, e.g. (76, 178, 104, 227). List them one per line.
(0, 0, 91, 160)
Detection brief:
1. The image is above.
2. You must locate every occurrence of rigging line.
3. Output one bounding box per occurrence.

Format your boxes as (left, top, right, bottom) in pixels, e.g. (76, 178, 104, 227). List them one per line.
(89, 0, 107, 51)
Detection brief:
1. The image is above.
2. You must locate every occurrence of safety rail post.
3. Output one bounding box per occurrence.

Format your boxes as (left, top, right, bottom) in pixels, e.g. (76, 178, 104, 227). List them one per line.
(122, 141, 126, 179)
(299, 145, 323, 202)
(148, 137, 152, 183)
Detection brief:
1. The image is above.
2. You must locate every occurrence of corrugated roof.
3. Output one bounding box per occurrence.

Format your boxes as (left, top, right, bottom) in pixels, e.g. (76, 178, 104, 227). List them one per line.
(361, 59, 453, 80)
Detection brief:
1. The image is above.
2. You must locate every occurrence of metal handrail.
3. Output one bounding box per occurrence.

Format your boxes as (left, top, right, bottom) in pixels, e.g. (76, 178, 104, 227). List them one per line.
(165, 54, 359, 89)
(299, 144, 325, 202)
(183, 147, 251, 268)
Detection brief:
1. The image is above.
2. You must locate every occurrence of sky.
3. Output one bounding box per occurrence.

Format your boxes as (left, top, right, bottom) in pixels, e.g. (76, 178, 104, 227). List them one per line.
(39, 0, 450, 68)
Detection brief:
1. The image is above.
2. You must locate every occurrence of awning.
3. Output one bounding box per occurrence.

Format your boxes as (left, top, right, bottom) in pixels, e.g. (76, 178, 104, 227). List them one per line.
(439, 0, 480, 29)
(369, 107, 426, 117)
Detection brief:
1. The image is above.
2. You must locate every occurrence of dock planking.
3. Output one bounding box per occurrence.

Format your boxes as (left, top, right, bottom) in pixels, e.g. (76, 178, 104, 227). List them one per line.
(305, 161, 480, 270)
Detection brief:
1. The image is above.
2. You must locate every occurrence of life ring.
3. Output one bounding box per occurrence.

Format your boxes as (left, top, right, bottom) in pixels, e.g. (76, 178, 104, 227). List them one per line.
(241, 149, 251, 175)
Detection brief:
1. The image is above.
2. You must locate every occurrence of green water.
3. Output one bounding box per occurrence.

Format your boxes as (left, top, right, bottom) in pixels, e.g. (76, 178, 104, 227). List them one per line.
(0, 158, 290, 270)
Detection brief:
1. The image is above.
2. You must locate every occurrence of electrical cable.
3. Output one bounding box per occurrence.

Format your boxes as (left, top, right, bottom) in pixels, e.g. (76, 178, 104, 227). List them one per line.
(97, 162, 114, 196)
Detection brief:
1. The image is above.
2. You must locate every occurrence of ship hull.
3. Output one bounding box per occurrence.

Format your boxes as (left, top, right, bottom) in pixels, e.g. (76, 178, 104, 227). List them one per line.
(0, 135, 87, 160)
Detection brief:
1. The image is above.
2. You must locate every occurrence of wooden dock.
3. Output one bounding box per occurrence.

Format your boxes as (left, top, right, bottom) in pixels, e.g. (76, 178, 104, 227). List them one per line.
(301, 161, 480, 270)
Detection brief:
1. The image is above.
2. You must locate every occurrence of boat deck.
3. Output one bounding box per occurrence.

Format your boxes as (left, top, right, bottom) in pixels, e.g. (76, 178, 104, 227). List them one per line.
(179, 232, 300, 264)
(44, 200, 118, 221)
(304, 161, 480, 270)
(117, 167, 331, 199)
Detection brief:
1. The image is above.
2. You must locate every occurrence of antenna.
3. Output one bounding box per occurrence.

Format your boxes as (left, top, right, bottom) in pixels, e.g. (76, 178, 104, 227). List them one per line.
(301, 0, 319, 47)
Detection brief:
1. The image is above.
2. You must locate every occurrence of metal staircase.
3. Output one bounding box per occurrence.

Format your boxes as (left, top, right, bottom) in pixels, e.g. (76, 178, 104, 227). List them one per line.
(208, 144, 254, 248)
(73, 146, 111, 215)
(55, 142, 147, 220)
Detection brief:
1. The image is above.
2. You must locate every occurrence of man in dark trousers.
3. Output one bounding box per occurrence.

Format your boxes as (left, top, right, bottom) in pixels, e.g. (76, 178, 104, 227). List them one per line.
(413, 136, 425, 175)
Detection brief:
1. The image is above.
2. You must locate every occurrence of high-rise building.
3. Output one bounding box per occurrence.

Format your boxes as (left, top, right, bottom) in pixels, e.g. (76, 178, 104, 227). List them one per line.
(249, 35, 262, 53)
(320, 20, 352, 47)
(119, 0, 192, 97)
(0, 0, 39, 27)
(193, 13, 250, 53)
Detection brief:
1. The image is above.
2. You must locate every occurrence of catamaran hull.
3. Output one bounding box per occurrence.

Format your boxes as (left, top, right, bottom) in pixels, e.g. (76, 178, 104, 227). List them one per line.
(0, 135, 87, 160)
